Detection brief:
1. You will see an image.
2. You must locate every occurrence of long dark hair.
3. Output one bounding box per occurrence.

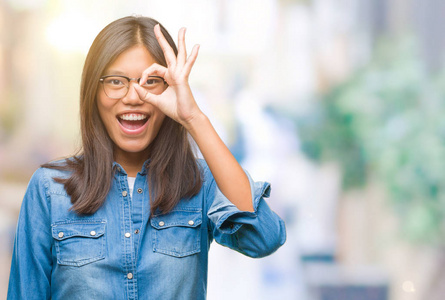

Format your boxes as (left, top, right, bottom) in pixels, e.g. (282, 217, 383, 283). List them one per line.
(43, 16, 202, 216)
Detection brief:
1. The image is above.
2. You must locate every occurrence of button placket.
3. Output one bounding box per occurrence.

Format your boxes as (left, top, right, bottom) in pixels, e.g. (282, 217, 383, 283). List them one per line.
(118, 173, 137, 293)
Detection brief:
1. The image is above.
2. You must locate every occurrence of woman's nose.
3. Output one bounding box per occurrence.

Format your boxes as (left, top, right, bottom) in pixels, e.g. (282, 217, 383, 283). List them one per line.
(121, 82, 144, 105)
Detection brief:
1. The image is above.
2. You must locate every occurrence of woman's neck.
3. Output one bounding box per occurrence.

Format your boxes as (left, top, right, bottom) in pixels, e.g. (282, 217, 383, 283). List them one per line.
(114, 148, 149, 177)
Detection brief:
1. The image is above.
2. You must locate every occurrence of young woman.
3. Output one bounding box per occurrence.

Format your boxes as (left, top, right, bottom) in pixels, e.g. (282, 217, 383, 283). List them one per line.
(8, 16, 286, 299)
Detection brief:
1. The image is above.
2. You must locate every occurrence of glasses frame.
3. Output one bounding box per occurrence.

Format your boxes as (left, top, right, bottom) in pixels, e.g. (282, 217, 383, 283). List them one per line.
(99, 75, 167, 99)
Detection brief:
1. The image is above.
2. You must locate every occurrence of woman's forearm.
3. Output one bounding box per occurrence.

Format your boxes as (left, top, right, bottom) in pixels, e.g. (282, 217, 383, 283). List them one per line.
(185, 112, 254, 212)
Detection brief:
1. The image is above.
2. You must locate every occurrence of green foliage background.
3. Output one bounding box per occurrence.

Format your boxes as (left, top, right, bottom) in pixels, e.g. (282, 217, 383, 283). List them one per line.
(298, 38, 445, 243)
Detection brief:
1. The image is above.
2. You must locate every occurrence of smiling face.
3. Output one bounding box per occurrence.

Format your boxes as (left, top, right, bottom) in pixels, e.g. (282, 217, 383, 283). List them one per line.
(97, 45, 167, 166)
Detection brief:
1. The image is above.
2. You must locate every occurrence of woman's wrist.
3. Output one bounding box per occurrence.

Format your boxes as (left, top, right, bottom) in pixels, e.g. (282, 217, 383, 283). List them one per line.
(181, 110, 208, 135)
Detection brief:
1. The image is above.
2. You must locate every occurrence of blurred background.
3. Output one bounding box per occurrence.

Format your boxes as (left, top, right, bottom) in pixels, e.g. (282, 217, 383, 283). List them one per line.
(0, 0, 444, 299)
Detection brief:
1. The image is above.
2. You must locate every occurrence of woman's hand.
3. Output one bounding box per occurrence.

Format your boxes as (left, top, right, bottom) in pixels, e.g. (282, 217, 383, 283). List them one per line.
(134, 24, 202, 128)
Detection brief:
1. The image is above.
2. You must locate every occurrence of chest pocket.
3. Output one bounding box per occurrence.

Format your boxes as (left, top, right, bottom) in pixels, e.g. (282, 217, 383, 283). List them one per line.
(151, 209, 202, 258)
(52, 220, 106, 267)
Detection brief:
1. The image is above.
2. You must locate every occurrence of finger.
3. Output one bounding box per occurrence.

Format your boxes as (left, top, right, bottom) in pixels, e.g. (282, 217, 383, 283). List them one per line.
(183, 44, 200, 76)
(177, 27, 187, 66)
(134, 84, 161, 106)
(139, 63, 168, 85)
(154, 24, 177, 67)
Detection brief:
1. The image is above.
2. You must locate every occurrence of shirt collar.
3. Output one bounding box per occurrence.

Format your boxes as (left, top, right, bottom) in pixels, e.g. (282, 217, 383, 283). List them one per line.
(112, 159, 150, 176)
(139, 159, 150, 175)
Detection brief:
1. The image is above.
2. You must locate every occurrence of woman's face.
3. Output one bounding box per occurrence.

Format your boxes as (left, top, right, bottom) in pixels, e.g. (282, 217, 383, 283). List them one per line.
(97, 45, 166, 161)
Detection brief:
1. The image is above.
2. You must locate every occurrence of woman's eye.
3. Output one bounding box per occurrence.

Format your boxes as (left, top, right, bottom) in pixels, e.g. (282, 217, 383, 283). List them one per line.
(144, 78, 162, 86)
(105, 78, 125, 86)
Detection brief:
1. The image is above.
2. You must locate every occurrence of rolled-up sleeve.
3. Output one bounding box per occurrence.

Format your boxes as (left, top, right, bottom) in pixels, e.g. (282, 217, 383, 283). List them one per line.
(206, 169, 286, 258)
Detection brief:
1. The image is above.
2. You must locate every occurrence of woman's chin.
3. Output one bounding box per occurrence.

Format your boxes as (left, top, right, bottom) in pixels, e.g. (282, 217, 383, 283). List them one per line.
(114, 141, 151, 157)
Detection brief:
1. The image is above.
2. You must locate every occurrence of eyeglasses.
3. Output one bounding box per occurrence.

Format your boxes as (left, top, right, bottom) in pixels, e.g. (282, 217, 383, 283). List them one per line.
(99, 75, 167, 99)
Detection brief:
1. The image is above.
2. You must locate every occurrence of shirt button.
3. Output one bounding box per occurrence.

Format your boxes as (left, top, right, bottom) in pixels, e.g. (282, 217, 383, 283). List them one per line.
(134, 229, 140, 234)
(127, 273, 133, 279)
(159, 221, 165, 227)
(125, 232, 131, 238)
(58, 232, 64, 238)
(188, 220, 194, 226)
(137, 188, 143, 194)
(122, 191, 128, 197)
(90, 231, 96, 236)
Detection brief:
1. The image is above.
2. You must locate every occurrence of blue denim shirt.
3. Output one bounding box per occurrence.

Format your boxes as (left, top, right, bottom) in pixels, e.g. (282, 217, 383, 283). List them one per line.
(8, 159, 286, 299)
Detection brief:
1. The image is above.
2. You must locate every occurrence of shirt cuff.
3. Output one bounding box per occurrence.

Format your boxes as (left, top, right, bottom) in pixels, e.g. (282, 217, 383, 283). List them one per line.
(207, 171, 271, 234)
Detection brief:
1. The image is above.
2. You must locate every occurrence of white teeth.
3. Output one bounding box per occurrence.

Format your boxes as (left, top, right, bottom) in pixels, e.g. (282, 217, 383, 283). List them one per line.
(119, 114, 147, 121)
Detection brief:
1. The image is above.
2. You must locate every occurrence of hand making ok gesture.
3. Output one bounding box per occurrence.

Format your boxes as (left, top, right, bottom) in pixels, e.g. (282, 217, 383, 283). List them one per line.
(134, 24, 202, 129)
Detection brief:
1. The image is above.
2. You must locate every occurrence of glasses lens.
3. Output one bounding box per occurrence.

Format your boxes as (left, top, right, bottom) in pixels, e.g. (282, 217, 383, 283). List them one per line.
(102, 76, 128, 99)
(140, 76, 166, 94)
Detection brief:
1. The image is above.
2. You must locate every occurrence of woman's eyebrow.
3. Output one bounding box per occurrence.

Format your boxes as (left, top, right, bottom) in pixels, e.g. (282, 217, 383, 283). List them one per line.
(103, 70, 126, 75)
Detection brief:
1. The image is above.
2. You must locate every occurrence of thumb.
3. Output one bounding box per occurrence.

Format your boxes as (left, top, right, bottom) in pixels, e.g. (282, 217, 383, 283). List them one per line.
(134, 84, 160, 107)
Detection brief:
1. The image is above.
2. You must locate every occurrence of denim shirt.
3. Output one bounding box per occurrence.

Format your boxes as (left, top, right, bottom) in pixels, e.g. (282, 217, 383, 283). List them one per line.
(8, 159, 286, 300)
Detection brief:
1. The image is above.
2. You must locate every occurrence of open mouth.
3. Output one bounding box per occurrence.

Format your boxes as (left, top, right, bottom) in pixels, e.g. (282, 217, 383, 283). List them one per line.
(117, 113, 149, 131)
